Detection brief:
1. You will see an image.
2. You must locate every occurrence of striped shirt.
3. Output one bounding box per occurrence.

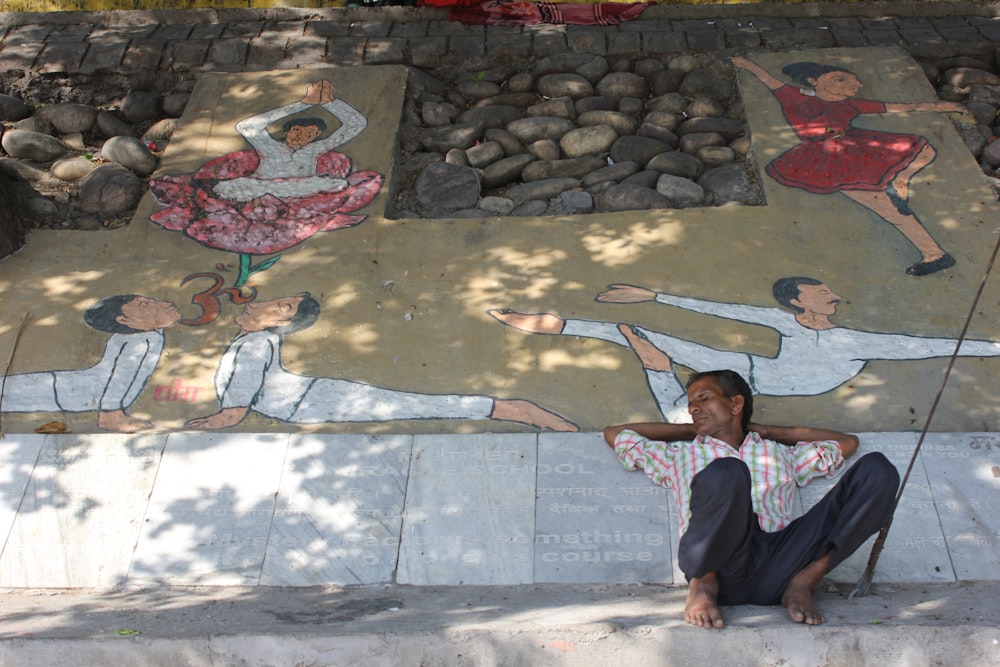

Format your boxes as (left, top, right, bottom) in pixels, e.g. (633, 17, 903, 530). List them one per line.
(614, 429, 845, 535)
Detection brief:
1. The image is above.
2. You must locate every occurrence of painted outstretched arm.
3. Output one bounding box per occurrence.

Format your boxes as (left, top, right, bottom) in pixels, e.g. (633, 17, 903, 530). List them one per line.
(883, 100, 965, 114)
(750, 422, 859, 459)
(732, 56, 784, 90)
(597, 283, 793, 332)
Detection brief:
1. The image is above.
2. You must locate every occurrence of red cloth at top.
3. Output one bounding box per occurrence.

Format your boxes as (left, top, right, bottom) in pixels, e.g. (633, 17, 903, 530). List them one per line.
(423, 0, 651, 26)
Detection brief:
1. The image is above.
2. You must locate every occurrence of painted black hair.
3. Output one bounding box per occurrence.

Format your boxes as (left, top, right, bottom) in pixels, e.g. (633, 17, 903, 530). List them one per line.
(772, 276, 824, 313)
(83, 294, 144, 334)
(269, 292, 321, 335)
(781, 61, 853, 88)
(282, 116, 327, 134)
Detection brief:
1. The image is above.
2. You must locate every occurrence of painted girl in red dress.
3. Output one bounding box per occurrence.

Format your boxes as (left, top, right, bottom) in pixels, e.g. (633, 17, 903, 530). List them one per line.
(733, 56, 965, 277)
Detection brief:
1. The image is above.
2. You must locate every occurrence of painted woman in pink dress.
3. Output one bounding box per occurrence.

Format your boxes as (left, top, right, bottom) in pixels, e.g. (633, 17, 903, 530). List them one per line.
(733, 56, 965, 277)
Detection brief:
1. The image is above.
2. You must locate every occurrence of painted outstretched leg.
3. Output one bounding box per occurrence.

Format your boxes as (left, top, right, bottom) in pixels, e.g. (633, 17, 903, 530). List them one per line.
(842, 146, 954, 276)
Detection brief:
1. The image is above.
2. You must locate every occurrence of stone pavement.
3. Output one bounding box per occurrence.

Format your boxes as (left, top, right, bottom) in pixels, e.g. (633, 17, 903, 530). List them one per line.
(3, 2, 1000, 665)
(1, 1, 1000, 77)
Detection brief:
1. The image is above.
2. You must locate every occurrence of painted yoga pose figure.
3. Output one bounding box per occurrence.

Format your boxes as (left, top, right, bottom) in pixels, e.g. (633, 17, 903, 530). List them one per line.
(733, 56, 965, 277)
(490, 278, 1000, 422)
(186, 293, 577, 432)
(1, 295, 182, 432)
(604, 369, 899, 629)
(211, 79, 368, 202)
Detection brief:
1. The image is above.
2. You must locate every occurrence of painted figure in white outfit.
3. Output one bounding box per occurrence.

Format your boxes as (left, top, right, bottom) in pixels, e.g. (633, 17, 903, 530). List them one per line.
(211, 79, 367, 202)
(186, 293, 577, 432)
(489, 277, 1000, 421)
(1, 295, 182, 432)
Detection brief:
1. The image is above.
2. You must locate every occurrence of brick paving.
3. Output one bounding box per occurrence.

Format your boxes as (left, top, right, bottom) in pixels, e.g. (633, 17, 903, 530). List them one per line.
(1, 2, 999, 82)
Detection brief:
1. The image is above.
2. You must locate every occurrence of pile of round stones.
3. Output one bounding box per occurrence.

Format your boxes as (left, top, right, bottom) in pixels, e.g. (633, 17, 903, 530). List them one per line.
(0, 88, 189, 230)
(394, 52, 763, 219)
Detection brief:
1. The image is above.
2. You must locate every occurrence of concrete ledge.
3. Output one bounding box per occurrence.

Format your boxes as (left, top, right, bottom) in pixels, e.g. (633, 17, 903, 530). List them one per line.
(1, 582, 998, 666)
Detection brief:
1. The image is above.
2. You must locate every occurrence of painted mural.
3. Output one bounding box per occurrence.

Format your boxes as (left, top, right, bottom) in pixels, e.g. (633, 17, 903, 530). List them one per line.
(490, 278, 1000, 423)
(1, 53, 998, 434)
(1, 295, 181, 432)
(148, 79, 383, 301)
(184, 293, 577, 432)
(732, 56, 964, 277)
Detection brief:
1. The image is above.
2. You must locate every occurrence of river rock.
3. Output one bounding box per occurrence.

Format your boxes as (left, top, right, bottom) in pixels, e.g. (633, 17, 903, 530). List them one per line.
(596, 72, 649, 100)
(78, 163, 143, 217)
(96, 110, 136, 138)
(609, 135, 671, 165)
(577, 110, 638, 136)
(481, 154, 536, 189)
(120, 91, 162, 123)
(483, 128, 524, 156)
(51, 156, 98, 181)
(560, 125, 618, 158)
(582, 160, 639, 187)
(656, 173, 705, 207)
(507, 116, 575, 144)
(505, 177, 581, 206)
(522, 156, 607, 181)
(421, 123, 482, 152)
(594, 183, 671, 211)
(1, 129, 66, 162)
(415, 161, 481, 213)
(101, 135, 158, 176)
(466, 140, 505, 169)
(526, 97, 575, 120)
(699, 163, 764, 206)
(0, 94, 31, 122)
(35, 103, 97, 134)
(422, 100, 459, 127)
(646, 151, 705, 179)
(537, 73, 594, 100)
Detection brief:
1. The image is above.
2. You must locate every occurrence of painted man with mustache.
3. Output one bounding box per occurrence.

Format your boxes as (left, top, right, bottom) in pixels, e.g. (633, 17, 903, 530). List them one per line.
(490, 276, 1000, 421)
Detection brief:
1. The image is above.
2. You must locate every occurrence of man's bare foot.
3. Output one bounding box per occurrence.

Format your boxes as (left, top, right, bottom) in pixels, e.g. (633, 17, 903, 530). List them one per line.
(488, 309, 565, 334)
(97, 410, 153, 433)
(618, 324, 673, 372)
(491, 399, 578, 432)
(781, 555, 830, 625)
(685, 574, 725, 629)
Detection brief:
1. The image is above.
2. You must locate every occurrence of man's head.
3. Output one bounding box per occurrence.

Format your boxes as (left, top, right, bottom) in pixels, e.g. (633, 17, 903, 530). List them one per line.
(685, 370, 753, 434)
(772, 276, 841, 316)
(83, 295, 182, 334)
(282, 117, 327, 149)
(235, 293, 321, 335)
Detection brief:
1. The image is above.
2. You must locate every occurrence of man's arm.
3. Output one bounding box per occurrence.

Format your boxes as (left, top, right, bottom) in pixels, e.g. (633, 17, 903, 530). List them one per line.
(603, 422, 698, 448)
(750, 422, 859, 459)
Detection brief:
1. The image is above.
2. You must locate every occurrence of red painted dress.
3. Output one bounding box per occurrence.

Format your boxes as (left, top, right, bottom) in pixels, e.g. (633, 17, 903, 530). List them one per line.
(765, 85, 928, 194)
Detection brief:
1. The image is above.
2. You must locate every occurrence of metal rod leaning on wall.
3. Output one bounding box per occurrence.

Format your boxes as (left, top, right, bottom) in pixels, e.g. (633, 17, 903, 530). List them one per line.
(850, 229, 1000, 599)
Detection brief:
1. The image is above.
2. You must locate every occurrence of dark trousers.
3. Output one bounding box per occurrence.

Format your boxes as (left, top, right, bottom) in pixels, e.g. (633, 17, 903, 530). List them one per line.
(677, 453, 900, 605)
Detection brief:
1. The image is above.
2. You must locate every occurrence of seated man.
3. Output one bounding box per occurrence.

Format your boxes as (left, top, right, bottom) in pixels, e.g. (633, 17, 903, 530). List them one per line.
(603, 369, 899, 629)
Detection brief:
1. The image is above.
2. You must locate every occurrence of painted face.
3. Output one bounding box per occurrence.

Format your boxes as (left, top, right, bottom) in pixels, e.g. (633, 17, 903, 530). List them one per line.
(236, 296, 304, 333)
(810, 70, 863, 99)
(284, 124, 321, 149)
(791, 283, 842, 316)
(686, 376, 743, 438)
(117, 296, 182, 331)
